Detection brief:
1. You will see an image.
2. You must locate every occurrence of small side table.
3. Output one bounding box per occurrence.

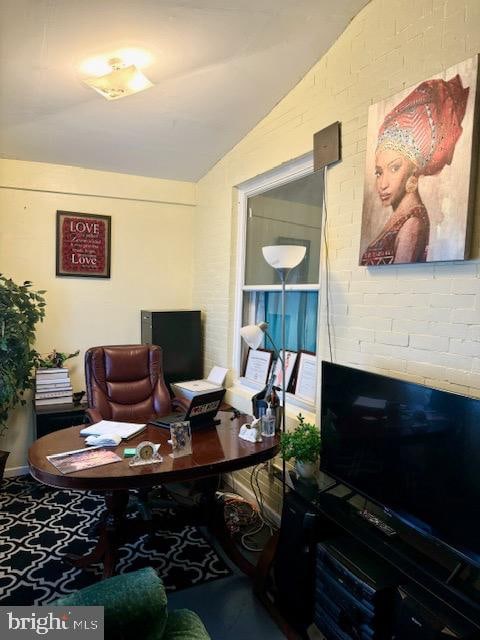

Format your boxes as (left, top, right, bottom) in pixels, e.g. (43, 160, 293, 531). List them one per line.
(34, 402, 87, 439)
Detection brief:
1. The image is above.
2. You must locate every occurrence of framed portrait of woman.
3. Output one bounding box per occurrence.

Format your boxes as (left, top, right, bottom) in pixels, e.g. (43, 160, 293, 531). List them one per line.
(359, 55, 479, 266)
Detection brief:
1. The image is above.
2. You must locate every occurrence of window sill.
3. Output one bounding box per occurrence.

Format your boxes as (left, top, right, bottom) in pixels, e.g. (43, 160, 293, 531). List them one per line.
(225, 378, 317, 429)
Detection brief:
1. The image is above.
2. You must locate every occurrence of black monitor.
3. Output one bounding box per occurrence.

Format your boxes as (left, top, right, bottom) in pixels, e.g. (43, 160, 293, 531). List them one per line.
(320, 361, 480, 567)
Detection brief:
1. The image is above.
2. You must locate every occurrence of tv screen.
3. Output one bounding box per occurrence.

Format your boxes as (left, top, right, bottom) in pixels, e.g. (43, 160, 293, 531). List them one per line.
(320, 361, 480, 566)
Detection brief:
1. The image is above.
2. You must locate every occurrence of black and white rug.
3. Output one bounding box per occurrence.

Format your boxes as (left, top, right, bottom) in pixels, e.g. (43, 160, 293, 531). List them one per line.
(0, 476, 231, 605)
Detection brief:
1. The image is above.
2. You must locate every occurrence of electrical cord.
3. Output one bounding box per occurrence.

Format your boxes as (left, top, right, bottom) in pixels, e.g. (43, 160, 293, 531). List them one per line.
(323, 164, 334, 362)
(251, 464, 277, 531)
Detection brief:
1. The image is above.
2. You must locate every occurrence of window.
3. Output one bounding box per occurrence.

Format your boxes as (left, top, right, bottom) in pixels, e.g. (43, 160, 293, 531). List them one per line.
(234, 154, 323, 408)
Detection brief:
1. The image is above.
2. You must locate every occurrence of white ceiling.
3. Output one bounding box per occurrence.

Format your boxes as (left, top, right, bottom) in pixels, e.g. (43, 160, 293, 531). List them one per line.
(0, 0, 367, 182)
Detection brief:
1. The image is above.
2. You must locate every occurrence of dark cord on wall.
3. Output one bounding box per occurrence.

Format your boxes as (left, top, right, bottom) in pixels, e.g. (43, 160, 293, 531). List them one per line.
(323, 165, 334, 362)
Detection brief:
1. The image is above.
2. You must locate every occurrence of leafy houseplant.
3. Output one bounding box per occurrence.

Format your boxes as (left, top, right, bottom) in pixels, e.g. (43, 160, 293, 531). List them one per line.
(0, 276, 46, 446)
(38, 349, 79, 369)
(280, 414, 321, 478)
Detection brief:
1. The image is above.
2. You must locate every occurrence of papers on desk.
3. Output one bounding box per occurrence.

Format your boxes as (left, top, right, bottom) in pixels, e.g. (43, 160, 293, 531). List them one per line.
(80, 420, 146, 440)
(47, 446, 122, 474)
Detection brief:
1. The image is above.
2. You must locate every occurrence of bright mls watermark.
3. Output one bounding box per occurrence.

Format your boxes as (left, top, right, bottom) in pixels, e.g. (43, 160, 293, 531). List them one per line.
(0, 607, 104, 639)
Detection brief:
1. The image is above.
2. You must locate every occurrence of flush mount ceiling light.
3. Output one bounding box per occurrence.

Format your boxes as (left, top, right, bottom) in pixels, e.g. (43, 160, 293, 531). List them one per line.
(83, 56, 153, 101)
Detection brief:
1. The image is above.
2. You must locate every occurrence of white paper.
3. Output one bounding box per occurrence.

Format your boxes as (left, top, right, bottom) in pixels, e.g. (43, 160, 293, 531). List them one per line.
(176, 379, 220, 392)
(244, 350, 271, 384)
(207, 366, 228, 386)
(295, 353, 317, 403)
(80, 420, 146, 439)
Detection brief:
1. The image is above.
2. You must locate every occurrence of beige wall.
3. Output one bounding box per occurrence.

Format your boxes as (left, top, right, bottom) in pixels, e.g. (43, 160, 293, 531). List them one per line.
(1, 159, 196, 472)
(193, 0, 480, 513)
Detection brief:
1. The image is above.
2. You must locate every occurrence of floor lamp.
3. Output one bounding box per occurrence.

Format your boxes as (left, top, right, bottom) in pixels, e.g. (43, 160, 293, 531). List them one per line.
(241, 245, 306, 496)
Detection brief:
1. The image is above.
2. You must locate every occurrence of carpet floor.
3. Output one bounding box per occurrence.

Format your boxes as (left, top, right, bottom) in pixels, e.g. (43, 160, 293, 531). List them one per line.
(0, 475, 231, 605)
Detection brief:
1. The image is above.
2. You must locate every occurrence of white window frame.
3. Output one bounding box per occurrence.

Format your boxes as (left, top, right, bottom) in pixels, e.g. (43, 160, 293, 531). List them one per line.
(232, 151, 320, 414)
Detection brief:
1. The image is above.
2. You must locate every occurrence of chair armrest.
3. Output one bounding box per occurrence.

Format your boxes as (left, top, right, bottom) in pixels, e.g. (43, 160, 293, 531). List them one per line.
(85, 407, 103, 424)
(53, 567, 168, 640)
(164, 609, 211, 640)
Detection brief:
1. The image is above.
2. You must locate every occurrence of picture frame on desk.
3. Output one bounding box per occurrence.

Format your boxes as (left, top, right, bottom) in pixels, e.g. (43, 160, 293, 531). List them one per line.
(243, 348, 273, 385)
(294, 351, 317, 403)
(56, 210, 111, 278)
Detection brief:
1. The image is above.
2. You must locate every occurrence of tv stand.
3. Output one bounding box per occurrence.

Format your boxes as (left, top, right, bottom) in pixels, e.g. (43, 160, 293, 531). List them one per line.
(289, 475, 480, 633)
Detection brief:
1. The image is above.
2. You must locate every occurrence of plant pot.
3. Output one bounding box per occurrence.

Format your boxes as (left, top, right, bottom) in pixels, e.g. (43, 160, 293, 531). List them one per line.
(295, 459, 318, 479)
(0, 450, 9, 482)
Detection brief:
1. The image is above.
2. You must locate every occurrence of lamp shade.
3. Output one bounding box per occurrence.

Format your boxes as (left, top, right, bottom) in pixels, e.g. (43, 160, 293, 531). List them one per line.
(262, 245, 306, 270)
(240, 323, 268, 350)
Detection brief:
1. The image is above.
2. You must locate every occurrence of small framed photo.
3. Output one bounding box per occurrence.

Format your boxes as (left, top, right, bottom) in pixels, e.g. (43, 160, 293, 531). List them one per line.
(294, 351, 317, 403)
(169, 421, 192, 459)
(244, 348, 273, 385)
(271, 350, 298, 391)
(56, 210, 111, 278)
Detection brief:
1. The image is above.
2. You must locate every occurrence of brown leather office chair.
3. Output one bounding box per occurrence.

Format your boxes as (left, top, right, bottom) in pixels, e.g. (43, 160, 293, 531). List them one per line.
(85, 344, 174, 424)
(84, 344, 215, 526)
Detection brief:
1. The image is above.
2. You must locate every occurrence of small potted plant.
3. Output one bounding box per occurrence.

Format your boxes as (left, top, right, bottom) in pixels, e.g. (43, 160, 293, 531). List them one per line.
(280, 413, 321, 479)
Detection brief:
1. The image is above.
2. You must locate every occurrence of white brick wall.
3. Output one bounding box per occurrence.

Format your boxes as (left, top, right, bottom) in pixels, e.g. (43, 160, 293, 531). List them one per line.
(192, 0, 480, 510)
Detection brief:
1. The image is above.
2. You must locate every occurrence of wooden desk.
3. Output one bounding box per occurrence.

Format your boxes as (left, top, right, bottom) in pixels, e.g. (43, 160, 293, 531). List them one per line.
(28, 411, 279, 578)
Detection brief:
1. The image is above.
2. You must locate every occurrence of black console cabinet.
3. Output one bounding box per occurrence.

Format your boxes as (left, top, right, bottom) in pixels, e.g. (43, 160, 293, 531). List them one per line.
(34, 403, 87, 439)
(275, 477, 480, 639)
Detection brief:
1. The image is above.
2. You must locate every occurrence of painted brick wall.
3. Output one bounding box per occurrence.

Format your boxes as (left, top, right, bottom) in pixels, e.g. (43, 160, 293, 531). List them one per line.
(193, 0, 480, 511)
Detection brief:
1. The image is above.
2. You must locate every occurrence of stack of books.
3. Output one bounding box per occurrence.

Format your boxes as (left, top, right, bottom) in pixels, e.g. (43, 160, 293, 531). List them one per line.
(35, 368, 73, 406)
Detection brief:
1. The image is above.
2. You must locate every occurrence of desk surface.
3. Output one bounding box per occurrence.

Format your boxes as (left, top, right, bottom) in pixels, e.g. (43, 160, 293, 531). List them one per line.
(28, 411, 280, 491)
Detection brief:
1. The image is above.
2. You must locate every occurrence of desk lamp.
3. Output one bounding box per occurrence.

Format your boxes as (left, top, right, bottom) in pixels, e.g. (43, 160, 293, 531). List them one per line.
(241, 245, 306, 495)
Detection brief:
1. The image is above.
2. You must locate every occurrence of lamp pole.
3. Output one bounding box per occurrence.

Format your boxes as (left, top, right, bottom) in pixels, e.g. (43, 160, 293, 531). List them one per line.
(260, 245, 306, 500)
(278, 267, 288, 500)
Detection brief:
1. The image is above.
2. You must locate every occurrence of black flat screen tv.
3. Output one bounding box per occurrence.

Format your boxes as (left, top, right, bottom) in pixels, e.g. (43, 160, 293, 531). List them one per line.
(320, 361, 480, 567)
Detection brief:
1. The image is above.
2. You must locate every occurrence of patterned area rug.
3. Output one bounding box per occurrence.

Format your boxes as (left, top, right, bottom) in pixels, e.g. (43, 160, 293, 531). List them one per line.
(0, 476, 231, 605)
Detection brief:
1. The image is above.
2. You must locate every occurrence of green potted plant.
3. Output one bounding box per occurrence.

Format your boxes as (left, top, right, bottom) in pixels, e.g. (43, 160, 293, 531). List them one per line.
(280, 413, 321, 479)
(0, 275, 46, 477)
(38, 349, 80, 368)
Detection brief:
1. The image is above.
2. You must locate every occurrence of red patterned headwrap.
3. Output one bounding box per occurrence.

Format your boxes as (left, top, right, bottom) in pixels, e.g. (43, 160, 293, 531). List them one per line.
(376, 75, 469, 176)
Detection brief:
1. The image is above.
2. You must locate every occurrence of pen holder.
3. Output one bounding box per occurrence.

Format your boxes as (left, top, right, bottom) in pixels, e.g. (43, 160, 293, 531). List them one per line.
(252, 398, 268, 420)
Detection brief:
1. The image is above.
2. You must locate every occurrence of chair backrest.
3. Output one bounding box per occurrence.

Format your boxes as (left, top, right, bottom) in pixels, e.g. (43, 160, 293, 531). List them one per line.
(85, 344, 171, 422)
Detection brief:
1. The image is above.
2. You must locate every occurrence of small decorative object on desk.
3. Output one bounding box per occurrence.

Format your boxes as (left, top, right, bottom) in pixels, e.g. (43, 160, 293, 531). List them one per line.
(169, 421, 192, 458)
(129, 441, 162, 467)
(280, 413, 321, 480)
(239, 417, 263, 443)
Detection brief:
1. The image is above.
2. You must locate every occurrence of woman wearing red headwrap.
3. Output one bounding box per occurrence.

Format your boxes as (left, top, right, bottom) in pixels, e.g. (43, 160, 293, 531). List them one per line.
(360, 75, 469, 265)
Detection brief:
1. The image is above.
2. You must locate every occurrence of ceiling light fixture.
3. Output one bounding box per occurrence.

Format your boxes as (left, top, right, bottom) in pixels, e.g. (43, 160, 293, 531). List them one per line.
(83, 56, 153, 101)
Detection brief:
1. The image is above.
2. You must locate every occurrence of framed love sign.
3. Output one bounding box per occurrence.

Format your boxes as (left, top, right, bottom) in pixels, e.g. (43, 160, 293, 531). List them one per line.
(56, 211, 111, 278)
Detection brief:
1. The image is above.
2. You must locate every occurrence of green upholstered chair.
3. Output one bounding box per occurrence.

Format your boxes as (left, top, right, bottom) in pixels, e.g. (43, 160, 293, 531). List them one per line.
(53, 567, 210, 640)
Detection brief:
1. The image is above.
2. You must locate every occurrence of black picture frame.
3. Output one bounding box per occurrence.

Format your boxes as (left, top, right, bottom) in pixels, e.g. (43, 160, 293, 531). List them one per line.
(243, 348, 273, 385)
